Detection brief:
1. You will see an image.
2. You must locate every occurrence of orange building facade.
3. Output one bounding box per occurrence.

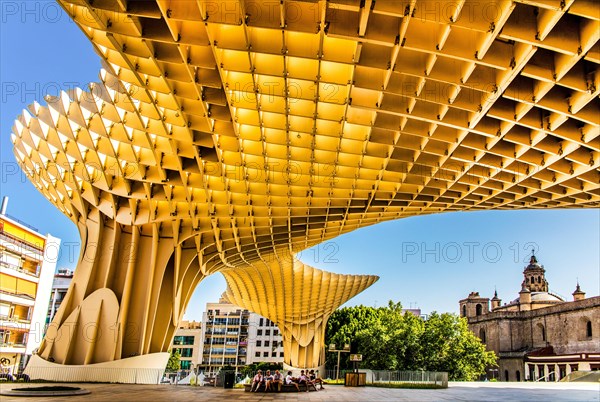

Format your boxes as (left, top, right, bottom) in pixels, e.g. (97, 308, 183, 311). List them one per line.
(0, 206, 60, 375)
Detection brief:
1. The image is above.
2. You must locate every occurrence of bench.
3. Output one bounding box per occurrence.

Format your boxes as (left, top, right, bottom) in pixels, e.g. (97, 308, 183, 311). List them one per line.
(15, 374, 30, 382)
(243, 383, 318, 392)
(0, 373, 15, 381)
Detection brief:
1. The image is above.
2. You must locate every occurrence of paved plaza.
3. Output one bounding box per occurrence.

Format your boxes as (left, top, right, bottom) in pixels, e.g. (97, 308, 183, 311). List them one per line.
(1, 382, 598, 401)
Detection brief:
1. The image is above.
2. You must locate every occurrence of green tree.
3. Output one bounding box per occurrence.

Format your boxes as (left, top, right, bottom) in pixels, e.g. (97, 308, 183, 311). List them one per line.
(166, 349, 181, 372)
(325, 302, 496, 380)
(325, 304, 383, 370)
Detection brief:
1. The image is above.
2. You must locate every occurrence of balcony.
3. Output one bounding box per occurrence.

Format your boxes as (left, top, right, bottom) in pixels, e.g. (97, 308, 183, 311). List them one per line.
(0, 260, 39, 278)
(0, 289, 35, 305)
(0, 341, 27, 353)
(0, 315, 31, 330)
(0, 232, 43, 260)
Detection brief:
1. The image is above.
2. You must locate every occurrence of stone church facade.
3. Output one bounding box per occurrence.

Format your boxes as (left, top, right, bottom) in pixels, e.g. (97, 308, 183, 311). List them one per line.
(460, 254, 599, 382)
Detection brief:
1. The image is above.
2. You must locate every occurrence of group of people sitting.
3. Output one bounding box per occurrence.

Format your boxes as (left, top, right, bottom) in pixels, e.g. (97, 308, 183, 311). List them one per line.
(250, 369, 325, 392)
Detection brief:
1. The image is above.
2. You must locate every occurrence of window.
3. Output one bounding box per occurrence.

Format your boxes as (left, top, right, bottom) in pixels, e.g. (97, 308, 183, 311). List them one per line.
(270, 321, 274, 327)
(0, 329, 9, 344)
(462, 305, 466, 317)
(173, 336, 195, 345)
(279, 352, 284, 357)
(255, 352, 260, 357)
(0, 304, 9, 319)
(559, 365, 566, 379)
(516, 371, 521, 382)
(259, 318, 264, 326)
(180, 360, 191, 370)
(265, 330, 270, 336)
(271, 352, 277, 357)
(479, 328, 486, 343)
(257, 329, 262, 336)
(537, 323, 546, 342)
(475, 304, 482, 316)
(263, 352, 268, 357)
(274, 330, 279, 336)
(586, 320, 592, 338)
(264, 341, 270, 347)
(176, 348, 193, 357)
(528, 365, 535, 381)
(504, 370, 509, 381)
(256, 340, 262, 347)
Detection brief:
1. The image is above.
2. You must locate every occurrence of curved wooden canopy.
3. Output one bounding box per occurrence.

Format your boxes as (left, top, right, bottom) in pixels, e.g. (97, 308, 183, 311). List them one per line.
(10, 0, 600, 371)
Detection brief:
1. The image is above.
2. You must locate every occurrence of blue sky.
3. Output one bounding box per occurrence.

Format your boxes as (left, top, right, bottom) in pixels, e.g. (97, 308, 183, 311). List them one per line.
(1, 3, 598, 321)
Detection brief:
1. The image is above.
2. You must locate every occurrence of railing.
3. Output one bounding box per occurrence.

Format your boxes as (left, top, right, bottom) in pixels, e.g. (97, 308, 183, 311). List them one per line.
(0, 341, 27, 348)
(323, 369, 448, 388)
(536, 371, 556, 382)
(0, 232, 43, 256)
(24, 366, 166, 384)
(0, 288, 35, 301)
(0, 315, 32, 325)
(370, 370, 448, 387)
(3, 214, 39, 231)
(0, 260, 39, 278)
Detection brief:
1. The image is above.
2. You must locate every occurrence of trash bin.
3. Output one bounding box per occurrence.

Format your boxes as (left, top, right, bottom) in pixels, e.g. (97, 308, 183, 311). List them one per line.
(223, 372, 235, 389)
(344, 372, 366, 387)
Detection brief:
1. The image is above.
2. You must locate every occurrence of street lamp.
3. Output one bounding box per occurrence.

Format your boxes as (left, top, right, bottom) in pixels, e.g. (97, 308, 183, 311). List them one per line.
(328, 343, 350, 380)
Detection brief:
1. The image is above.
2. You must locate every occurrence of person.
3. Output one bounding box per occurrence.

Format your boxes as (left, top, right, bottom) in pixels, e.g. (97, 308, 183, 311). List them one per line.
(309, 369, 325, 390)
(297, 370, 314, 392)
(264, 370, 274, 392)
(250, 370, 264, 392)
(270, 370, 283, 392)
(285, 370, 299, 391)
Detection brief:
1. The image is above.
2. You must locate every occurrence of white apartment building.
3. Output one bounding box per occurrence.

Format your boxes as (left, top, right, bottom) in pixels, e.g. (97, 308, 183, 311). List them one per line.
(246, 315, 284, 364)
(197, 295, 283, 376)
(47, 268, 73, 324)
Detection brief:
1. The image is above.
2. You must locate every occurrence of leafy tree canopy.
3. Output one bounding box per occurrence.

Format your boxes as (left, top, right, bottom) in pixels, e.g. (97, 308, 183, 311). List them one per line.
(325, 301, 496, 381)
(166, 349, 181, 372)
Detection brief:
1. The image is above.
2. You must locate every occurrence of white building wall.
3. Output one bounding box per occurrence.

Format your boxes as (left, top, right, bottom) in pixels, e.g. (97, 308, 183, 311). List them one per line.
(48, 274, 73, 322)
(246, 314, 284, 364)
(27, 234, 60, 354)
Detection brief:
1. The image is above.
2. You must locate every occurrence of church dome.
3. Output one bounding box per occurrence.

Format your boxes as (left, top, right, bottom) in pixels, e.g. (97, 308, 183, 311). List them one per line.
(524, 254, 543, 271)
(530, 292, 564, 302)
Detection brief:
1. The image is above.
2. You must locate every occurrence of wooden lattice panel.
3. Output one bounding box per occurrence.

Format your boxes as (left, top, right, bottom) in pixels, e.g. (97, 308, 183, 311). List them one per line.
(9, 0, 600, 369)
(12, 1, 599, 270)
